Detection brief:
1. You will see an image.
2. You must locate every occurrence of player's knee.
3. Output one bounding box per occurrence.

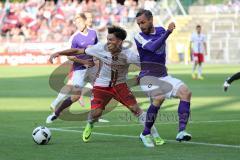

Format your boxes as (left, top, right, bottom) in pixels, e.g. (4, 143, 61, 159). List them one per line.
(71, 95, 80, 102)
(178, 85, 191, 100)
(152, 96, 165, 106)
(71, 85, 82, 94)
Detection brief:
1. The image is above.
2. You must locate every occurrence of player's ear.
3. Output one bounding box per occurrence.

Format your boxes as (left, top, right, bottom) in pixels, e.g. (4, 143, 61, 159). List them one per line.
(118, 39, 123, 46)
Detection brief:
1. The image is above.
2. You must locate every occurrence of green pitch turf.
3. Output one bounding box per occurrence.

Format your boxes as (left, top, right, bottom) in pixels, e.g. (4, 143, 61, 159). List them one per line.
(0, 64, 240, 160)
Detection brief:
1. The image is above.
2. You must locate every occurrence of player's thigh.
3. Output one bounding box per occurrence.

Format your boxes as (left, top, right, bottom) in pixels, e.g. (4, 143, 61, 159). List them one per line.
(139, 76, 172, 100)
(72, 69, 88, 88)
(113, 83, 138, 108)
(175, 84, 192, 100)
(85, 66, 98, 85)
(91, 86, 113, 110)
(160, 76, 185, 99)
(193, 53, 200, 63)
(198, 53, 204, 63)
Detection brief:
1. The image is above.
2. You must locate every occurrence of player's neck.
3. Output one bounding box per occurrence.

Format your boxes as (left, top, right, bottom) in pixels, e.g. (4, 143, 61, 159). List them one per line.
(150, 27, 155, 34)
(111, 48, 122, 56)
(80, 26, 88, 34)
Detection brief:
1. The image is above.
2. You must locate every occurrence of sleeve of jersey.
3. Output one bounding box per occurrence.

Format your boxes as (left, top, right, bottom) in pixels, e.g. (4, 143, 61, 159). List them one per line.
(94, 31, 98, 44)
(127, 50, 140, 66)
(70, 37, 78, 49)
(85, 43, 101, 58)
(134, 30, 171, 53)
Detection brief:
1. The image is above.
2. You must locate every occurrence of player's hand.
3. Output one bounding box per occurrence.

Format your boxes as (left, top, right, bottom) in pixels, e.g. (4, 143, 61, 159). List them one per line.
(223, 80, 230, 92)
(67, 56, 76, 61)
(168, 22, 176, 32)
(83, 59, 95, 68)
(49, 53, 59, 64)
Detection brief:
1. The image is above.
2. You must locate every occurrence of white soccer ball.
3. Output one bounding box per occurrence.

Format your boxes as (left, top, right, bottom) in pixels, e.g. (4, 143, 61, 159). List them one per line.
(32, 126, 51, 145)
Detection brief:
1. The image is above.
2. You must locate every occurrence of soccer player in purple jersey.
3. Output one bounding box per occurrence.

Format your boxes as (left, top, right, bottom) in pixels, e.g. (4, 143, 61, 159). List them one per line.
(134, 9, 192, 147)
(46, 13, 98, 123)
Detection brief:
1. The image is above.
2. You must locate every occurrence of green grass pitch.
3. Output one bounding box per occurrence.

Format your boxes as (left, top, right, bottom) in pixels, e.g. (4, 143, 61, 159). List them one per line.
(0, 64, 240, 160)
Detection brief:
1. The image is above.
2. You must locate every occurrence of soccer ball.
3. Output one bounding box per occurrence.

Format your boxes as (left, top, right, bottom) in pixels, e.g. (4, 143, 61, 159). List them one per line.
(32, 126, 51, 145)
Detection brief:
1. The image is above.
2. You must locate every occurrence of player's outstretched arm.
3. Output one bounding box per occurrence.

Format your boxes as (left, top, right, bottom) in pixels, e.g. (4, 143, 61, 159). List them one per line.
(142, 22, 175, 52)
(49, 48, 85, 64)
(223, 72, 240, 92)
(67, 56, 95, 68)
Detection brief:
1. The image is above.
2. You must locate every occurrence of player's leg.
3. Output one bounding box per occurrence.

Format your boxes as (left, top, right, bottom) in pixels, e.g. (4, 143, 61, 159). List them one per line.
(83, 66, 109, 122)
(192, 53, 199, 79)
(139, 96, 164, 147)
(114, 83, 164, 147)
(139, 76, 172, 140)
(82, 86, 113, 142)
(46, 69, 86, 123)
(82, 107, 104, 143)
(149, 75, 192, 142)
(78, 87, 88, 107)
(170, 78, 192, 141)
(50, 85, 72, 111)
(50, 69, 74, 111)
(79, 66, 97, 107)
(197, 54, 204, 80)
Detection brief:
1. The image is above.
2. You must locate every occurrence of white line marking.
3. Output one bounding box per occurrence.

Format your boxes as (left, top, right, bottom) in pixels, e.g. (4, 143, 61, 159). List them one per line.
(57, 119, 240, 129)
(50, 128, 240, 149)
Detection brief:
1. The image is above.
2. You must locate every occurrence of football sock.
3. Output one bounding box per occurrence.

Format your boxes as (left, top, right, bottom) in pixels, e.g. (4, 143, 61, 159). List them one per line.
(192, 64, 196, 74)
(142, 104, 160, 135)
(138, 112, 160, 138)
(52, 92, 68, 108)
(178, 100, 190, 132)
(55, 97, 73, 117)
(198, 65, 202, 77)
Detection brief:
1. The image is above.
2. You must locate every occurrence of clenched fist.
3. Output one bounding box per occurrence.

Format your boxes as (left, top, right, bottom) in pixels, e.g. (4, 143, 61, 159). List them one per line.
(168, 22, 176, 32)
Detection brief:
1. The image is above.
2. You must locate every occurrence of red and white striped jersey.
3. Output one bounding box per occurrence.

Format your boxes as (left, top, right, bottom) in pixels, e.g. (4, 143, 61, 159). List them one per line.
(85, 43, 139, 87)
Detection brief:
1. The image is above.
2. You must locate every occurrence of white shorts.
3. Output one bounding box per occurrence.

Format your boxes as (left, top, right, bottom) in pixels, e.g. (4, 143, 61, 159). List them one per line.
(140, 75, 184, 99)
(72, 66, 98, 88)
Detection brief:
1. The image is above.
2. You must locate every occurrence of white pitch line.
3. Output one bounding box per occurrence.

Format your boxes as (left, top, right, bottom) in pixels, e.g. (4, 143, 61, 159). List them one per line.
(49, 128, 240, 149)
(56, 119, 240, 129)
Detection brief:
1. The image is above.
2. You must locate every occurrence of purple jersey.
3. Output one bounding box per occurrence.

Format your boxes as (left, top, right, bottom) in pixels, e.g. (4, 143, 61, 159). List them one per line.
(134, 27, 171, 78)
(70, 28, 98, 70)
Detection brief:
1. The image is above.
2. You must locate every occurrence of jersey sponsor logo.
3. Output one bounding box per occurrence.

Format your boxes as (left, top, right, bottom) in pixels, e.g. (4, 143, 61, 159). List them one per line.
(148, 84, 152, 88)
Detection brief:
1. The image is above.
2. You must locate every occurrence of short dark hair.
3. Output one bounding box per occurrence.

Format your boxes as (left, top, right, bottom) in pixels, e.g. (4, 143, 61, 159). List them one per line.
(196, 25, 201, 28)
(108, 25, 127, 40)
(136, 9, 153, 19)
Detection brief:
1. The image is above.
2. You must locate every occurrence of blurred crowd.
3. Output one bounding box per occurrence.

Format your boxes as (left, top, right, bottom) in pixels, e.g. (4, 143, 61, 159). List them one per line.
(205, 0, 240, 14)
(0, 0, 159, 42)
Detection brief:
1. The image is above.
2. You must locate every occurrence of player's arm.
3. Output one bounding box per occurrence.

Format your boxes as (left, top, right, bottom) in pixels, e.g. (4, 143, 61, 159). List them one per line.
(126, 50, 141, 67)
(49, 48, 85, 63)
(67, 56, 95, 68)
(190, 37, 193, 54)
(203, 42, 207, 55)
(223, 72, 240, 92)
(142, 22, 175, 52)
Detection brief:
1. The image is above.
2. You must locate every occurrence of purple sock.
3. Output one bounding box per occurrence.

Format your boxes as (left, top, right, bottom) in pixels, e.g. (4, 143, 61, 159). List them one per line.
(178, 100, 190, 132)
(55, 97, 73, 117)
(142, 104, 160, 135)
